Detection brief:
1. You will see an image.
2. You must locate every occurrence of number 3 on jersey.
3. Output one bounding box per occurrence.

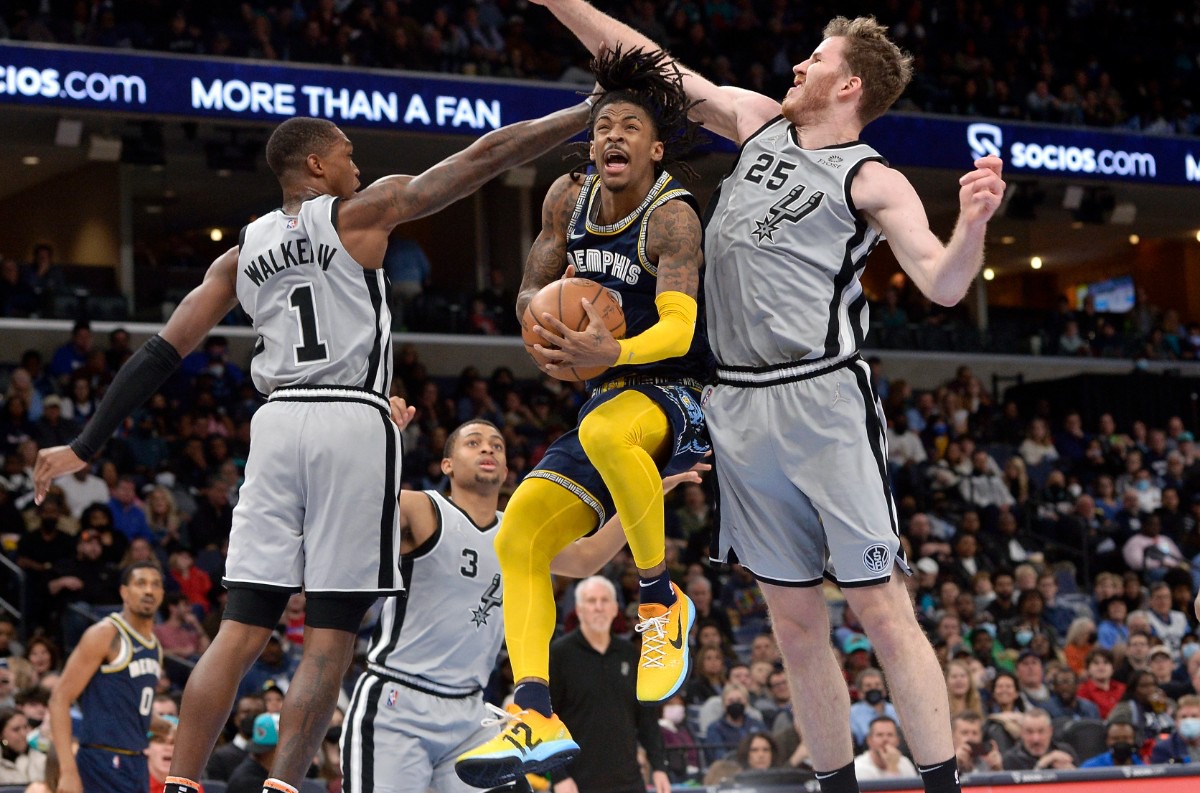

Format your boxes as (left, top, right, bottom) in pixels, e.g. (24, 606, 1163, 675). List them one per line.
(288, 283, 330, 365)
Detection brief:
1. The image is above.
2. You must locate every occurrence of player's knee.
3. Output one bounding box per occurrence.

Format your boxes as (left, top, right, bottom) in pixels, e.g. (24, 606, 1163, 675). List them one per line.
(578, 410, 622, 457)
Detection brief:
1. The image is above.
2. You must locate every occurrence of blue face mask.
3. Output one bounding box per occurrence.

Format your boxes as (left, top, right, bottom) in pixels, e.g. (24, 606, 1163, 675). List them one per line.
(1182, 643, 1200, 662)
(1016, 629, 1034, 647)
(1180, 717, 1200, 741)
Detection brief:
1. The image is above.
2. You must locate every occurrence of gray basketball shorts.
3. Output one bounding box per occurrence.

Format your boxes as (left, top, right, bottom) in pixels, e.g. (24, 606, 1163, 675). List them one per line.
(224, 386, 403, 596)
(703, 354, 909, 587)
(341, 671, 496, 793)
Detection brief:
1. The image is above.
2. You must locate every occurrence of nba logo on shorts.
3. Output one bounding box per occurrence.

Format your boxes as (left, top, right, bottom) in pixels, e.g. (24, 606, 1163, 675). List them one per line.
(862, 544, 890, 575)
(386, 688, 398, 708)
(700, 385, 715, 408)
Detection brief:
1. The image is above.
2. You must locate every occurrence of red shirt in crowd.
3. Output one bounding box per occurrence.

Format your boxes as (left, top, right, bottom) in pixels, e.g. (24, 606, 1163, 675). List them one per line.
(1076, 678, 1126, 718)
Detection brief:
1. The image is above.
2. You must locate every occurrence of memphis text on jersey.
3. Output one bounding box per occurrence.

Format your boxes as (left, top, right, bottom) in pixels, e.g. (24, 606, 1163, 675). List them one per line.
(567, 248, 641, 286)
(243, 239, 339, 287)
(126, 656, 160, 679)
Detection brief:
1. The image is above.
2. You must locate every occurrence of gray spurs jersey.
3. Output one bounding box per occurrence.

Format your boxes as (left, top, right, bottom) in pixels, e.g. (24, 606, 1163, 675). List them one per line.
(236, 194, 392, 395)
(365, 491, 504, 696)
(703, 116, 886, 367)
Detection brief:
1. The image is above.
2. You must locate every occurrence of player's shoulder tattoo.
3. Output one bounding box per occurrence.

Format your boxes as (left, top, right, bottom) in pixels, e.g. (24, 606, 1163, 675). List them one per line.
(647, 199, 703, 296)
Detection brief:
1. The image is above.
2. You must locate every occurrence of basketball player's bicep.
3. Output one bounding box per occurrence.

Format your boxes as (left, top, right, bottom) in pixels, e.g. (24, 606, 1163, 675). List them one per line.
(55, 624, 116, 701)
(647, 203, 703, 297)
(161, 248, 240, 355)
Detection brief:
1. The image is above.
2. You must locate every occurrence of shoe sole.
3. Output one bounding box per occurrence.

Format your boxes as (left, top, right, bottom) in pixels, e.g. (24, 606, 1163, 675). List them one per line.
(638, 592, 697, 703)
(456, 742, 580, 789)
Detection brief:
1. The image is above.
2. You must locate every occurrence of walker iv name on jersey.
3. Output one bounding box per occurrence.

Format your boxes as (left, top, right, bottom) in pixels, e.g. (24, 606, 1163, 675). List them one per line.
(242, 239, 339, 287)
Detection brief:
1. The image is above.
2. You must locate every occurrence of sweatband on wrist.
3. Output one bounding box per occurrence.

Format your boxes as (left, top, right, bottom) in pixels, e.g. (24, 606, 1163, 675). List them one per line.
(70, 334, 182, 461)
(615, 290, 697, 366)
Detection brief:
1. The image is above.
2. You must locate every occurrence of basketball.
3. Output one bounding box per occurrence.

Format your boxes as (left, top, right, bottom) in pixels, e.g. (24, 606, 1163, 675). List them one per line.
(521, 278, 627, 382)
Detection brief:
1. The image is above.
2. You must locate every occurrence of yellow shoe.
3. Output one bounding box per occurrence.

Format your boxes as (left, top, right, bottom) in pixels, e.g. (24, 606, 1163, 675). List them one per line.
(455, 703, 580, 789)
(635, 582, 695, 702)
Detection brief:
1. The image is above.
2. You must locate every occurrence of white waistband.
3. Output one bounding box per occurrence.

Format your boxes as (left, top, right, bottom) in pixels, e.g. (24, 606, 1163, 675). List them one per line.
(715, 353, 857, 385)
(268, 386, 389, 411)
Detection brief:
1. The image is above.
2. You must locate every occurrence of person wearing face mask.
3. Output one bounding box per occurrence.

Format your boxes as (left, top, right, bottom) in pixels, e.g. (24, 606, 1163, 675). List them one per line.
(1150, 694, 1200, 764)
(998, 591, 1059, 656)
(658, 694, 700, 782)
(703, 684, 766, 764)
(849, 669, 900, 749)
(1080, 720, 1144, 768)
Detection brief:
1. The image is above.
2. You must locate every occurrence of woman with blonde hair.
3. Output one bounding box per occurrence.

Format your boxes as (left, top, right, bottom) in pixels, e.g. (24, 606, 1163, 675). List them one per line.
(1003, 455, 1030, 508)
(945, 658, 984, 718)
(144, 485, 184, 550)
(1062, 616, 1096, 675)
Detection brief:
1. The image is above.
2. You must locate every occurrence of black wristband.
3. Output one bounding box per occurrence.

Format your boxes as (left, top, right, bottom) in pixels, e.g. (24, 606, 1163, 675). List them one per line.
(70, 334, 182, 460)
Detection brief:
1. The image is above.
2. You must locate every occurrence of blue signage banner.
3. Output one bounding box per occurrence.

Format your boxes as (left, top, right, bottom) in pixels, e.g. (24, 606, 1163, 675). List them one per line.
(2, 42, 1198, 186)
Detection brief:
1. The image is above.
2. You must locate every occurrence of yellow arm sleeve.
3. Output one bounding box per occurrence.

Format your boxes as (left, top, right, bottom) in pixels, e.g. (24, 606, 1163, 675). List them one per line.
(615, 290, 697, 366)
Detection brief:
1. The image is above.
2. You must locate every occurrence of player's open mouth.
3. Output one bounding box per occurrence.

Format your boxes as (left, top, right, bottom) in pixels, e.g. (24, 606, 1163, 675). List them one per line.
(603, 149, 629, 174)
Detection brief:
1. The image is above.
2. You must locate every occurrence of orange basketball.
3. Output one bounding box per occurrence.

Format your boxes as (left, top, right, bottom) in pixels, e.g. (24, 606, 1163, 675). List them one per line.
(521, 278, 626, 382)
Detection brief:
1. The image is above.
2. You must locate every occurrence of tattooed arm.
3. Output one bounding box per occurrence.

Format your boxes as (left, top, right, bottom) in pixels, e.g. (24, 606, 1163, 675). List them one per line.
(645, 199, 703, 300)
(339, 100, 592, 268)
(531, 198, 703, 371)
(517, 173, 585, 323)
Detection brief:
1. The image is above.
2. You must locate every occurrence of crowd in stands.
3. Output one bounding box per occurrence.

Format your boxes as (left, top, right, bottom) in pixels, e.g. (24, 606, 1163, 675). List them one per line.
(3, 1, 1200, 135)
(2, 318, 1200, 788)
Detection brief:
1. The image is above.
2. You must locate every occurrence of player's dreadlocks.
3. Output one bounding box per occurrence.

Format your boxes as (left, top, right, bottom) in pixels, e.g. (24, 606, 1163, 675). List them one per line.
(569, 46, 706, 180)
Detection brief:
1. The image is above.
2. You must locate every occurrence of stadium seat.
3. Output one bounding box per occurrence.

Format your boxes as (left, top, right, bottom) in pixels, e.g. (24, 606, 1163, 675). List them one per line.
(1059, 718, 1107, 761)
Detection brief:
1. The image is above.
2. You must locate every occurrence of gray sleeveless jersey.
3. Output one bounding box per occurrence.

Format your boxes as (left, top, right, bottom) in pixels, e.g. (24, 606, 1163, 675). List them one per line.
(704, 117, 886, 367)
(365, 491, 504, 695)
(236, 194, 392, 395)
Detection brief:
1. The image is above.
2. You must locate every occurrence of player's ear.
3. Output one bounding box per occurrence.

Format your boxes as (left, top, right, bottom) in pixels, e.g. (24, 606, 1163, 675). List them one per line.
(588, 140, 596, 163)
(651, 141, 664, 164)
(305, 152, 324, 177)
(441, 458, 453, 477)
(840, 75, 862, 98)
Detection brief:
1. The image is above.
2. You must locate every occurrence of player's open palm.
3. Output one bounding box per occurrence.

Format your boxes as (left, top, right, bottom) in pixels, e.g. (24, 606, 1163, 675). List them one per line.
(958, 155, 1005, 226)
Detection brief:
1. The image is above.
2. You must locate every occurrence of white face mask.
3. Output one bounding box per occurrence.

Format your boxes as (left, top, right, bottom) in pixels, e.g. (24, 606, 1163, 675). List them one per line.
(663, 704, 686, 725)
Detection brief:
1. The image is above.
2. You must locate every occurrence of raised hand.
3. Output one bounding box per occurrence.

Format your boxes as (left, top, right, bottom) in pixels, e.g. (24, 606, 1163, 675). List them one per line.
(958, 155, 1005, 226)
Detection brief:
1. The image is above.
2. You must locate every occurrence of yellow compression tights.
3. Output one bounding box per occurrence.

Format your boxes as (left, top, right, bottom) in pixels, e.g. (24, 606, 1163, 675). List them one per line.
(577, 389, 672, 571)
(497, 390, 671, 683)
(497, 477, 598, 683)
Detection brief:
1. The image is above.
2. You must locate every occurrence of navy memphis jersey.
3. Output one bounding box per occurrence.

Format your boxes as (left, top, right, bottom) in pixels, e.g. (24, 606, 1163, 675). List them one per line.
(564, 171, 712, 387)
(77, 614, 162, 751)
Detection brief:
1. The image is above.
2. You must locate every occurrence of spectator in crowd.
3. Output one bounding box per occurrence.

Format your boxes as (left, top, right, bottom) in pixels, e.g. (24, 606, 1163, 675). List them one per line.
(1019, 419, 1059, 467)
(850, 668, 900, 748)
(1096, 597, 1130, 650)
(79, 503, 128, 566)
(1108, 670, 1176, 742)
(1078, 648, 1125, 718)
(852, 716, 917, 781)
(686, 577, 732, 648)
(52, 462, 109, 520)
(0, 706, 46, 785)
(155, 593, 210, 660)
(1061, 617, 1096, 675)
(48, 322, 91, 382)
(23, 244, 65, 309)
(1115, 632, 1155, 684)
(658, 693, 701, 783)
(1043, 666, 1100, 721)
(0, 257, 37, 316)
(1000, 708, 1077, 770)
(945, 659, 985, 720)
(107, 476, 153, 544)
(952, 710, 1003, 776)
(703, 684, 765, 764)
(1080, 719, 1144, 768)
(735, 731, 782, 772)
(1150, 694, 1200, 764)
(1012, 650, 1051, 710)
(1124, 513, 1187, 574)
(226, 712, 278, 793)
(1146, 581, 1191, 654)
(986, 672, 1025, 741)
(382, 237, 431, 331)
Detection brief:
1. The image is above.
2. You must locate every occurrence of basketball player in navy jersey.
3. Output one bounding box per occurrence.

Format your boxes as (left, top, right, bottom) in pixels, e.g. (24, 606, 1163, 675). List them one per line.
(519, 5, 1007, 793)
(342, 401, 702, 793)
(456, 48, 710, 788)
(48, 561, 164, 793)
(33, 97, 598, 793)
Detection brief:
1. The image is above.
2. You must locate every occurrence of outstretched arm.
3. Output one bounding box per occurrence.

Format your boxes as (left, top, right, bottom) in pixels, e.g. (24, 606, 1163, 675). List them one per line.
(550, 463, 709, 577)
(342, 100, 592, 237)
(34, 249, 240, 502)
(854, 156, 1005, 306)
(531, 0, 779, 141)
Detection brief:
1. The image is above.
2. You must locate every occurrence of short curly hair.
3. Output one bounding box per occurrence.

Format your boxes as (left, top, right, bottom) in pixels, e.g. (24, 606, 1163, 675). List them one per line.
(823, 16, 914, 125)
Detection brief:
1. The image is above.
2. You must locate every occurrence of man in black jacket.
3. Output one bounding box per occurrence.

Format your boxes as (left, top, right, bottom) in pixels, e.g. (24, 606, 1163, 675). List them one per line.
(548, 576, 670, 793)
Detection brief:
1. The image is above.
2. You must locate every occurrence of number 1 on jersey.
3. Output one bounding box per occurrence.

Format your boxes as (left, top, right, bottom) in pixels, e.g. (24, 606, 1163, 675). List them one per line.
(288, 283, 330, 365)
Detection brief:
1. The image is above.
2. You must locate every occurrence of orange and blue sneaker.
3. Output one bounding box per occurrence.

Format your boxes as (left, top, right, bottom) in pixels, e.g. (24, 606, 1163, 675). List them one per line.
(455, 703, 580, 789)
(635, 582, 695, 702)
